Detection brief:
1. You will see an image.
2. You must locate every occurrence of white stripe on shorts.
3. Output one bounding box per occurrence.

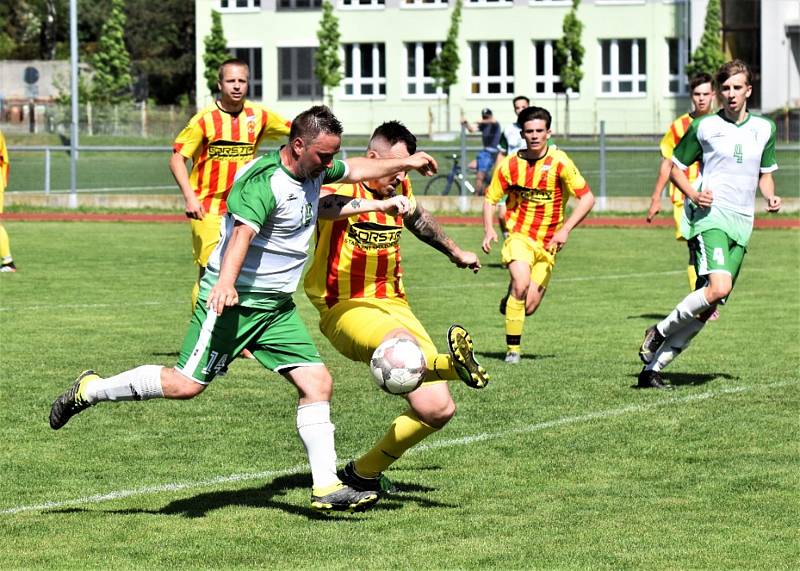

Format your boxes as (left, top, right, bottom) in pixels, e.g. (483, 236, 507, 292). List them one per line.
(176, 309, 218, 384)
(695, 233, 708, 276)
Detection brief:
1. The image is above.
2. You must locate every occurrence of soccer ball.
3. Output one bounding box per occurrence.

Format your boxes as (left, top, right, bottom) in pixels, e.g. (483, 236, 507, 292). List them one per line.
(369, 338, 427, 395)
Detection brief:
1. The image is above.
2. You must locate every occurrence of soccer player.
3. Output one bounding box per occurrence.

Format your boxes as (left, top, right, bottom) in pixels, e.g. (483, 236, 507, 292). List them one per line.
(304, 121, 488, 493)
(646, 73, 714, 292)
(0, 128, 16, 273)
(49, 106, 439, 512)
(170, 58, 291, 308)
(482, 106, 595, 364)
(494, 96, 531, 238)
(638, 60, 781, 389)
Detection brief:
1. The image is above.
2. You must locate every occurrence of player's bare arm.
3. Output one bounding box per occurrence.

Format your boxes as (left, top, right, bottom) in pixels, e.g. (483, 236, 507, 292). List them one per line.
(207, 221, 256, 316)
(481, 200, 498, 254)
(758, 173, 781, 212)
(169, 152, 205, 220)
(545, 190, 596, 253)
(342, 151, 438, 182)
(404, 204, 481, 272)
(670, 162, 712, 207)
(647, 157, 673, 222)
(318, 192, 410, 219)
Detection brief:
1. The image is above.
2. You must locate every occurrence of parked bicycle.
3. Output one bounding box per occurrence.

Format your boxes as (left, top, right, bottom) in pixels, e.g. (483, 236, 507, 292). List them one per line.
(423, 154, 476, 195)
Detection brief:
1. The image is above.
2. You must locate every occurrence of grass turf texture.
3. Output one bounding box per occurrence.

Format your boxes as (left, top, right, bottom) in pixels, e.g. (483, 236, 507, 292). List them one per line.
(0, 221, 798, 569)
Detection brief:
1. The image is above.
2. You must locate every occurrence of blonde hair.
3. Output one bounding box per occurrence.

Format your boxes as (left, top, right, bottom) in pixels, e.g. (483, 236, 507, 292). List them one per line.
(716, 59, 752, 87)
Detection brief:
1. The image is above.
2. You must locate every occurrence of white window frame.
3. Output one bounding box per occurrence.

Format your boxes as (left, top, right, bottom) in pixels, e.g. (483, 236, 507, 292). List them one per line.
(531, 39, 580, 98)
(598, 38, 647, 98)
(403, 42, 445, 99)
(665, 37, 688, 96)
(342, 43, 387, 99)
(400, 0, 448, 9)
(595, 0, 645, 5)
(219, 0, 261, 12)
(466, 0, 513, 6)
(468, 40, 515, 98)
(228, 45, 263, 100)
(528, 0, 570, 5)
(338, 0, 385, 10)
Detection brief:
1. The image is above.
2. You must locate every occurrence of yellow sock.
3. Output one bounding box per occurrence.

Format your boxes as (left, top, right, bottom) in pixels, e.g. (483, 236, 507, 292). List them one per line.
(426, 353, 457, 381)
(191, 281, 200, 310)
(505, 295, 525, 351)
(0, 224, 11, 261)
(354, 410, 438, 477)
(687, 265, 697, 291)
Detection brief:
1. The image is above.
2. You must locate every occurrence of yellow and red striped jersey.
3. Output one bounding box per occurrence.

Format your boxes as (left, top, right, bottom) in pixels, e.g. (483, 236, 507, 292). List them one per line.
(173, 101, 290, 215)
(304, 180, 416, 310)
(0, 129, 8, 191)
(659, 113, 702, 205)
(486, 146, 590, 245)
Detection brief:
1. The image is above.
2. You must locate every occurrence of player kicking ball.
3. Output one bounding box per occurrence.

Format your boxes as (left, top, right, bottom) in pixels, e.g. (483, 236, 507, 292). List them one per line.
(304, 121, 488, 494)
(49, 106, 439, 513)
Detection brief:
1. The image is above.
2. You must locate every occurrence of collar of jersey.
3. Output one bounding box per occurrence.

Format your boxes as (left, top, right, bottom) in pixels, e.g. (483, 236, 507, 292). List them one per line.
(717, 108, 752, 128)
(214, 100, 245, 117)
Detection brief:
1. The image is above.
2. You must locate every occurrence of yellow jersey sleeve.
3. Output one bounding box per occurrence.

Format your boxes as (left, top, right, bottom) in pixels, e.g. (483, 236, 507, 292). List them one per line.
(173, 112, 205, 159)
(558, 152, 590, 198)
(485, 156, 511, 204)
(255, 109, 291, 148)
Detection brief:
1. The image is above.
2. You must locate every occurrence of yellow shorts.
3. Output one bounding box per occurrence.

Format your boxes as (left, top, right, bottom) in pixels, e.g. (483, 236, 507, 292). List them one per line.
(191, 214, 223, 267)
(501, 234, 555, 288)
(672, 201, 684, 240)
(318, 297, 441, 381)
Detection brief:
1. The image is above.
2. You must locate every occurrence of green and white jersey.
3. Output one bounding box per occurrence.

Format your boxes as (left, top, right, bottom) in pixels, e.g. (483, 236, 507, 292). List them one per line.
(673, 110, 778, 246)
(498, 122, 524, 155)
(201, 150, 348, 304)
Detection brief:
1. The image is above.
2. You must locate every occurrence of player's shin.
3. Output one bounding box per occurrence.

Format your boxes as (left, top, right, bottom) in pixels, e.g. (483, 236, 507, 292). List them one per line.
(354, 410, 437, 478)
(83, 365, 165, 403)
(657, 288, 711, 337)
(296, 401, 340, 492)
(505, 296, 525, 353)
(646, 318, 705, 372)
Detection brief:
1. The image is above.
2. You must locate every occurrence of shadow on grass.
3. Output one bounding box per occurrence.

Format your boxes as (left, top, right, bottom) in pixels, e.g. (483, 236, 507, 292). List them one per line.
(151, 351, 180, 358)
(628, 313, 669, 320)
(629, 371, 739, 389)
(483, 351, 555, 362)
(49, 471, 454, 520)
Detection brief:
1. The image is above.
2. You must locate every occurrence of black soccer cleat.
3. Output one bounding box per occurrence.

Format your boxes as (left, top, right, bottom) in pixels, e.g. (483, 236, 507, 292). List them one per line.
(340, 461, 396, 494)
(448, 324, 489, 389)
(637, 369, 673, 390)
(310, 484, 379, 513)
(49, 370, 98, 430)
(639, 325, 666, 364)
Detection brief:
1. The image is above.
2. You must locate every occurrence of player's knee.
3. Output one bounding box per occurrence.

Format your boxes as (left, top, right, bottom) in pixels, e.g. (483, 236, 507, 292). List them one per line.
(417, 399, 455, 428)
(705, 282, 731, 303)
(163, 369, 206, 399)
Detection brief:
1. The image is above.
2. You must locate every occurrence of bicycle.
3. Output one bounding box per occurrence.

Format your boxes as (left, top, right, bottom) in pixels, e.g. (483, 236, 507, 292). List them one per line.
(423, 154, 476, 196)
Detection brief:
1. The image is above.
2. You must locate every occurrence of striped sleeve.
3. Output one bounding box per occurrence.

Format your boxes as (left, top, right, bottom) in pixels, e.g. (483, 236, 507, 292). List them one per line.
(485, 156, 511, 204)
(559, 153, 590, 197)
(672, 120, 702, 171)
(172, 112, 205, 158)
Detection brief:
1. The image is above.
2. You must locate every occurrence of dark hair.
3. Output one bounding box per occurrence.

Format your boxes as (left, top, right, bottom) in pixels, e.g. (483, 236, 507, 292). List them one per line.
(368, 120, 417, 154)
(289, 105, 343, 144)
(688, 72, 713, 91)
(512, 95, 530, 106)
(716, 59, 752, 87)
(217, 58, 249, 82)
(518, 106, 552, 130)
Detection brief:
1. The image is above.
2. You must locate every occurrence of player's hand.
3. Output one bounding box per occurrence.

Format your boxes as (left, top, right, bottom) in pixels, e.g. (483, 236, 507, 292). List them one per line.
(765, 195, 782, 212)
(692, 189, 713, 208)
(646, 198, 661, 223)
(407, 152, 438, 177)
(185, 196, 205, 220)
(482, 228, 498, 254)
(451, 249, 481, 273)
(207, 283, 238, 316)
(545, 228, 568, 254)
(381, 195, 410, 216)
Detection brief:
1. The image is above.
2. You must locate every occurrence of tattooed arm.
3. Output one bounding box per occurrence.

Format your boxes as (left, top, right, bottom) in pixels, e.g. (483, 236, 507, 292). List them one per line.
(317, 191, 410, 220)
(404, 204, 481, 272)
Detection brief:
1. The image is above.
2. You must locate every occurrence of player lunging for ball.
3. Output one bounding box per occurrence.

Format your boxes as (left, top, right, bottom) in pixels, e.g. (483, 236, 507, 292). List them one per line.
(305, 121, 488, 493)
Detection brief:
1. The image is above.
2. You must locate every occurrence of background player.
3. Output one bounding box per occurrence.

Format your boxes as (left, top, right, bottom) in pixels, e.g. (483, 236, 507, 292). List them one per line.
(0, 128, 15, 273)
(646, 73, 714, 299)
(494, 95, 530, 238)
(638, 60, 781, 389)
(170, 58, 291, 308)
(49, 106, 439, 512)
(304, 121, 488, 492)
(483, 106, 595, 363)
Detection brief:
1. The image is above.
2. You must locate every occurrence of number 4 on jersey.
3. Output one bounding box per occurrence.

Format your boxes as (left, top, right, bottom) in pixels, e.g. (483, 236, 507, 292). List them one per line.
(733, 143, 743, 163)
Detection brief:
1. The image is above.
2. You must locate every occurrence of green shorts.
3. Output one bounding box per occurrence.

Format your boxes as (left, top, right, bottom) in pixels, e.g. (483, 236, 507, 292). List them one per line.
(689, 228, 745, 304)
(175, 295, 322, 384)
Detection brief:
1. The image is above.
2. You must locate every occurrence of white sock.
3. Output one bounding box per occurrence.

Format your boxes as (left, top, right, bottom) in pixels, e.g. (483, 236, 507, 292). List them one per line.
(647, 318, 706, 372)
(83, 365, 165, 403)
(657, 288, 712, 337)
(296, 401, 340, 491)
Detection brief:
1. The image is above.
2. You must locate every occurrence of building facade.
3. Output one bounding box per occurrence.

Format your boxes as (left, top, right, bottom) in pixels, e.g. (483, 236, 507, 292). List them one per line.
(194, 0, 800, 136)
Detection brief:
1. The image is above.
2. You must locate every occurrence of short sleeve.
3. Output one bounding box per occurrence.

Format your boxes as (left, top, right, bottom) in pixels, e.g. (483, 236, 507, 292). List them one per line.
(672, 120, 703, 170)
(227, 172, 277, 231)
(760, 119, 778, 173)
(659, 123, 677, 160)
(485, 158, 510, 204)
(173, 114, 205, 159)
(559, 154, 590, 198)
(255, 109, 292, 148)
(322, 159, 349, 184)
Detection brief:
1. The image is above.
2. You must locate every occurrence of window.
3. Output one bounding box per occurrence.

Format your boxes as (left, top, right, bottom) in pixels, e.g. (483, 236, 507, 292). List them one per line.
(528, 0, 569, 4)
(599, 39, 646, 96)
(666, 38, 687, 95)
(339, 0, 384, 7)
(531, 39, 580, 96)
(230, 47, 262, 99)
(469, 41, 514, 95)
(343, 43, 386, 97)
(467, 0, 512, 5)
(220, 0, 261, 9)
(402, 0, 448, 6)
(277, 0, 322, 9)
(404, 42, 443, 97)
(278, 48, 323, 100)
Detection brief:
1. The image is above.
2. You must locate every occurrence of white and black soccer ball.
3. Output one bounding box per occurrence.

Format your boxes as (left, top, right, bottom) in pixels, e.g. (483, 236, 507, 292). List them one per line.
(369, 338, 427, 395)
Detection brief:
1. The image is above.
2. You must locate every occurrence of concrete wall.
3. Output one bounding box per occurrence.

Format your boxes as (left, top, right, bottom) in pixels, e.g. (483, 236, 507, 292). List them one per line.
(0, 60, 71, 101)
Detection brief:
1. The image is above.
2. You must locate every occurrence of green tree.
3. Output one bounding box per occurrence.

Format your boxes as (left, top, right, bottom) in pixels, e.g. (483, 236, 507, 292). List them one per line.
(315, 1, 342, 108)
(429, 0, 462, 132)
(554, 0, 584, 137)
(91, 0, 132, 104)
(685, 0, 725, 79)
(203, 10, 229, 96)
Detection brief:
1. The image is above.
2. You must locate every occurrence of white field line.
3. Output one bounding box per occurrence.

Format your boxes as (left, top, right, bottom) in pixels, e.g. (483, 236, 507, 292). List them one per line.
(1, 380, 794, 516)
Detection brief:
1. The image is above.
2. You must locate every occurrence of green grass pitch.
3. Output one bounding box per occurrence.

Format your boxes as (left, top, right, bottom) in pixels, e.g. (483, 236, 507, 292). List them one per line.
(0, 221, 798, 568)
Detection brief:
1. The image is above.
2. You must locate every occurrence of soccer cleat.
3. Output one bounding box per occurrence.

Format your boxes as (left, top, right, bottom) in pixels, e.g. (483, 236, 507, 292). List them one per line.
(504, 351, 521, 364)
(49, 370, 98, 430)
(310, 483, 379, 513)
(0, 262, 17, 273)
(639, 325, 666, 364)
(340, 461, 396, 494)
(447, 324, 489, 389)
(637, 369, 673, 390)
